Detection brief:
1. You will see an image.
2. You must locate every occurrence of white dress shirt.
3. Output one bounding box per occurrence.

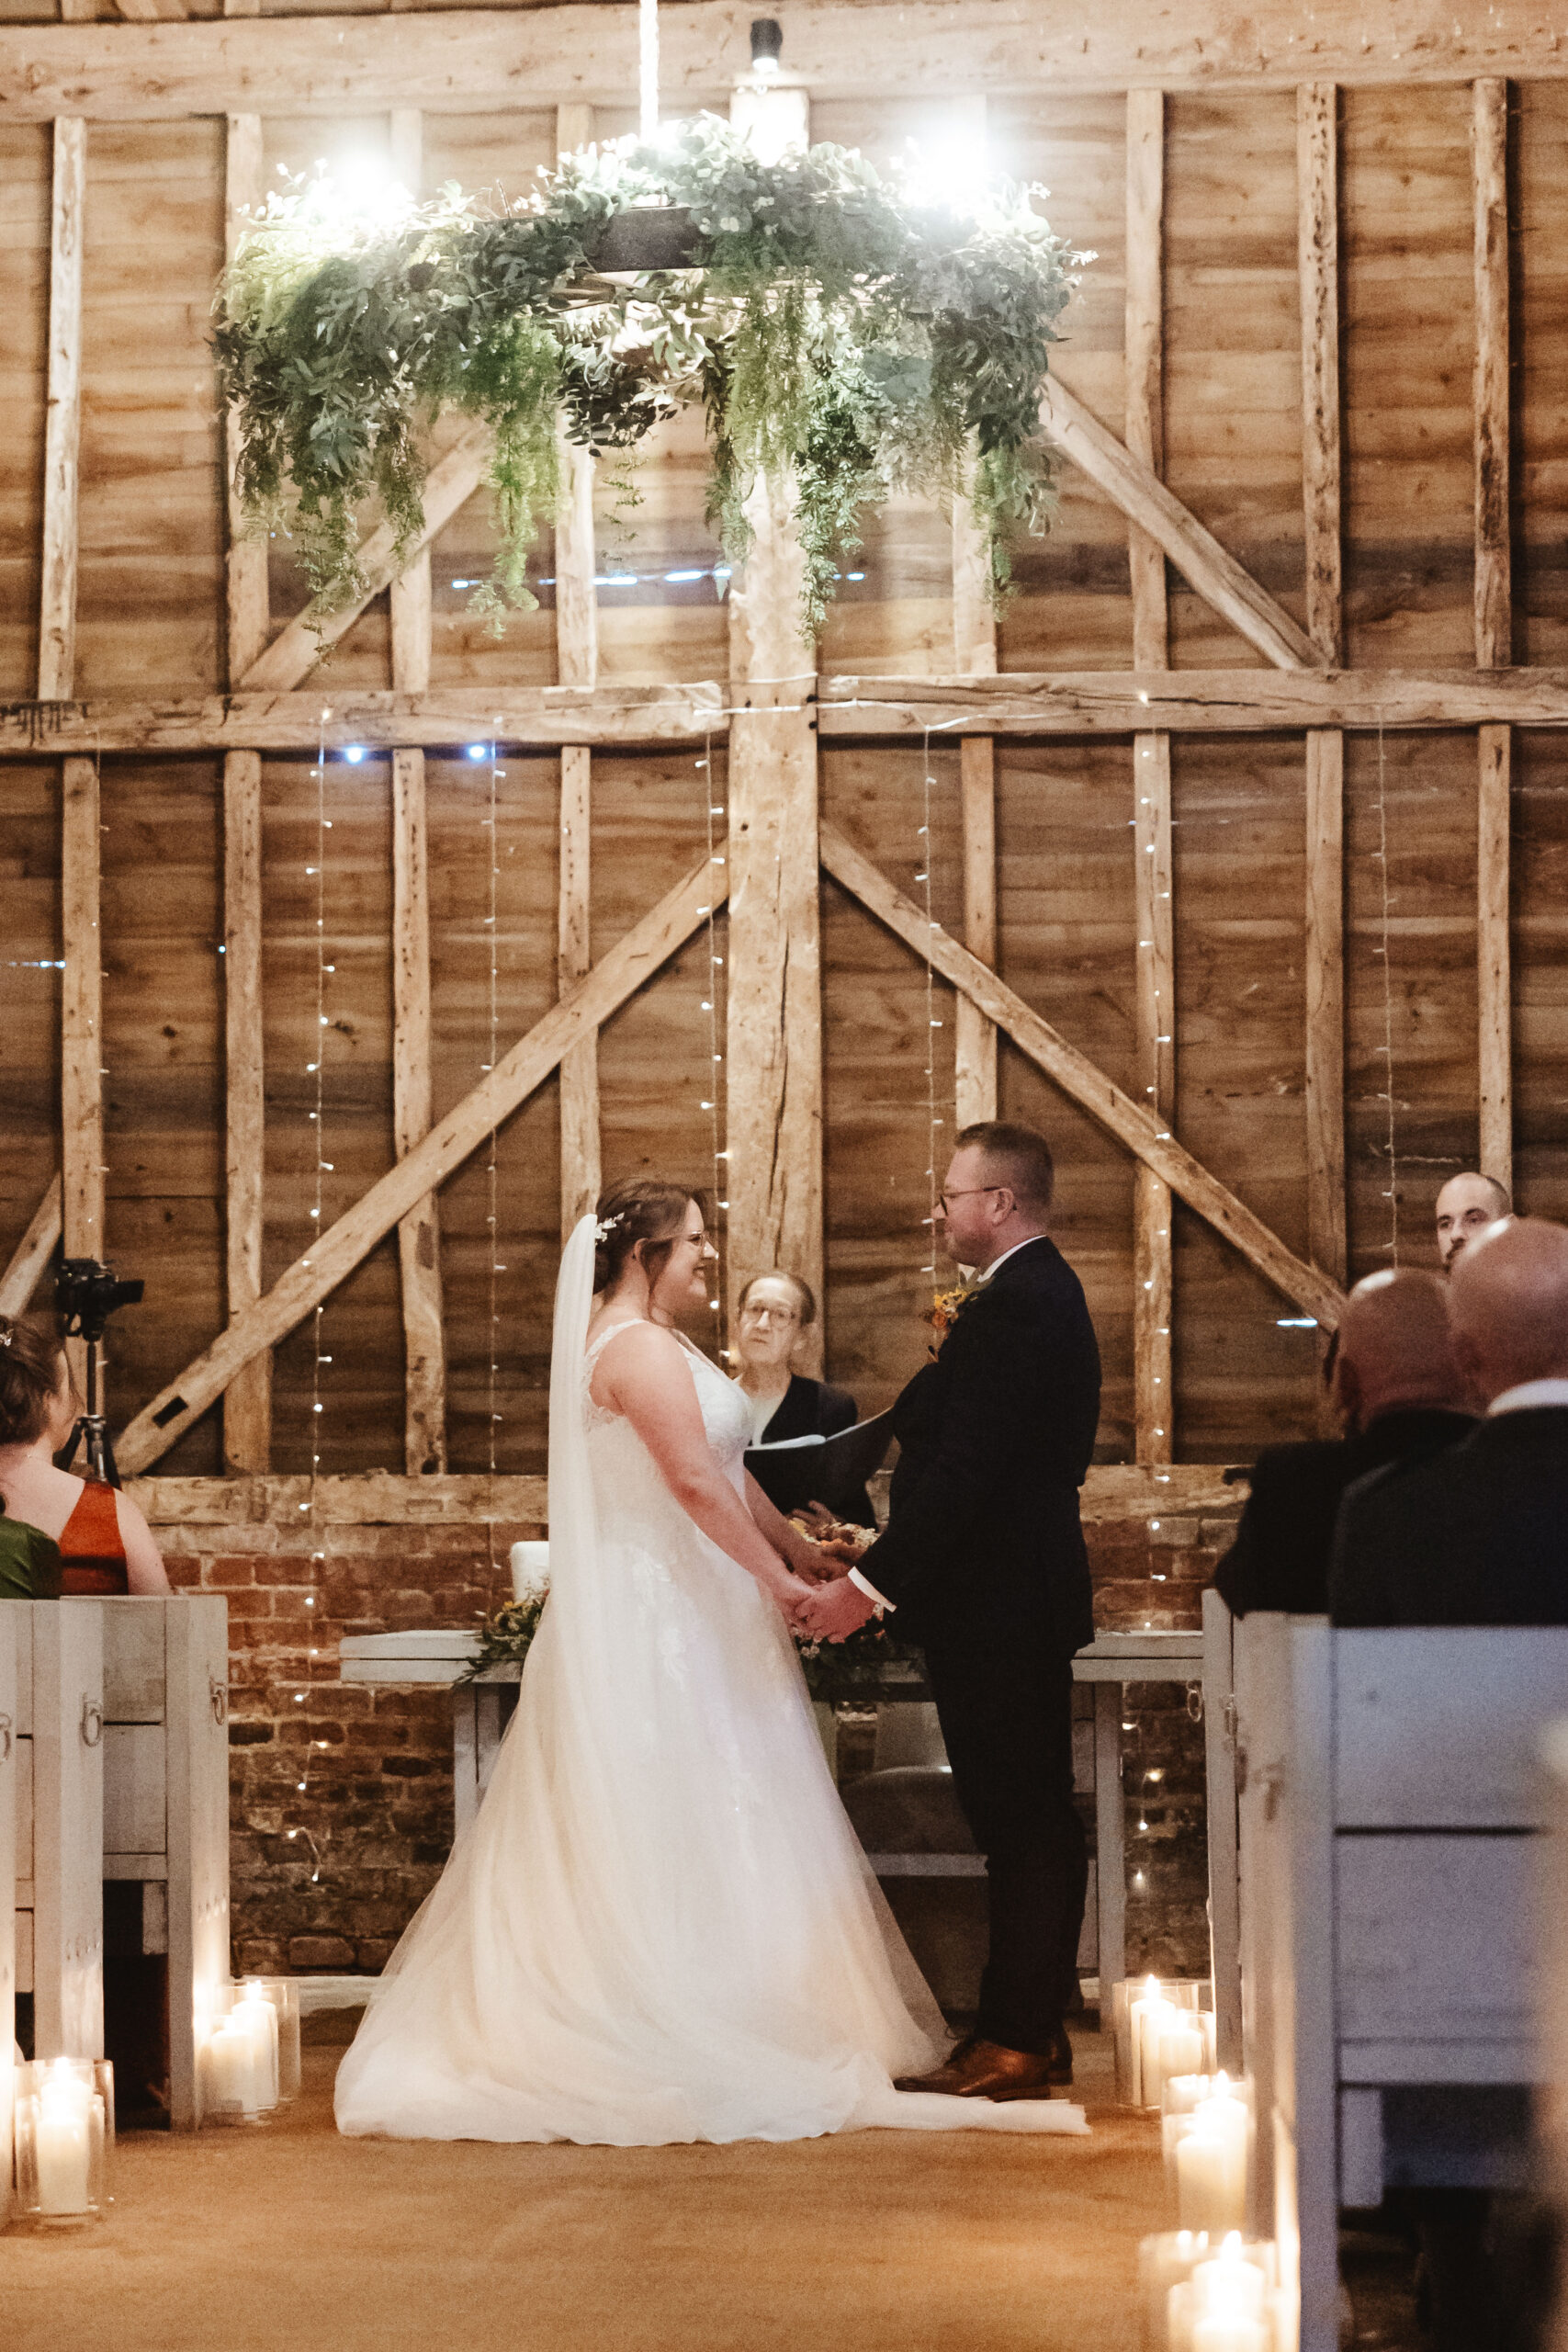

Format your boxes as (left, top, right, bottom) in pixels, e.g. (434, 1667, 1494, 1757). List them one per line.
(847, 1233, 1052, 1612)
(1489, 1376, 1568, 1415)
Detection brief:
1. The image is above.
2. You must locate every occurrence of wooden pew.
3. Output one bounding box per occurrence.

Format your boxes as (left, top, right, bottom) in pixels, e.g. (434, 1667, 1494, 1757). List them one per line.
(1235, 1616, 1568, 2352)
(4, 1596, 230, 2130)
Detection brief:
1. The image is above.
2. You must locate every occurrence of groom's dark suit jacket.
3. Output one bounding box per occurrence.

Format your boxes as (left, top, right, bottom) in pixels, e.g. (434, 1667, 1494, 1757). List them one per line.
(856, 1235, 1101, 1654)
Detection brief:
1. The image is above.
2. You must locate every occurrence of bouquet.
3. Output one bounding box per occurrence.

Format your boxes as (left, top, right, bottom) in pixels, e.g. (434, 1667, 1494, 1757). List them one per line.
(460, 1590, 547, 1683)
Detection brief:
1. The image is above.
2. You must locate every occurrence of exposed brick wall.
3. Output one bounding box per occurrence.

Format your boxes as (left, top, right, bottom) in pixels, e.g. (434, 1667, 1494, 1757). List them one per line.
(152, 1492, 1239, 1982)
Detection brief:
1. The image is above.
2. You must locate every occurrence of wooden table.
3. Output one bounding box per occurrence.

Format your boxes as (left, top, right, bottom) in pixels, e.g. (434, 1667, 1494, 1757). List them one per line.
(340, 1623, 1232, 2019)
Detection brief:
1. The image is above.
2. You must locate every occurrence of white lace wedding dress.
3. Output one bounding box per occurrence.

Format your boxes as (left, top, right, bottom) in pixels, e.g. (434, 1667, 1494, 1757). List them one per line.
(334, 1218, 1088, 2145)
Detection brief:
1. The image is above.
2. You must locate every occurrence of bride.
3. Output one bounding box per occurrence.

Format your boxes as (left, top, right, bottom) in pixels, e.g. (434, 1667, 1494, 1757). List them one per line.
(335, 1179, 1087, 2145)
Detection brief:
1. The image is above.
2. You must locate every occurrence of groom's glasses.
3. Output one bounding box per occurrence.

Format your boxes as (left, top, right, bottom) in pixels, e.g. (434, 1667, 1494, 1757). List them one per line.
(936, 1184, 1006, 1212)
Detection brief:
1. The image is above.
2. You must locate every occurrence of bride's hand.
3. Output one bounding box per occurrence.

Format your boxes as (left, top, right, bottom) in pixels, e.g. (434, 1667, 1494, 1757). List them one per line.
(771, 1570, 819, 1627)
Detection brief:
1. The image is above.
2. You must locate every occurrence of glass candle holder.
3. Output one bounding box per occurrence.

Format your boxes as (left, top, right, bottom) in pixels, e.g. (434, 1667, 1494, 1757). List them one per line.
(13, 2056, 114, 2225)
(198, 1980, 282, 2124)
(1173, 2076, 1253, 2238)
(245, 1978, 302, 2101)
(1113, 1976, 1208, 2107)
(1137, 2229, 1213, 2352)
(1166, 2233, 1278, 2352)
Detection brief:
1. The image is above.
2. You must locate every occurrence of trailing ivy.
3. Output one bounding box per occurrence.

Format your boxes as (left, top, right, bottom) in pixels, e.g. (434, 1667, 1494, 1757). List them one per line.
(215, 117, 1084, 639)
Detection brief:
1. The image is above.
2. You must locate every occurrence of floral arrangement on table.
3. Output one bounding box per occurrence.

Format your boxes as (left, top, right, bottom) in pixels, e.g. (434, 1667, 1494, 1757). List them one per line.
(213, 115, 1084, 640)
(460, 1590, 547, 1685)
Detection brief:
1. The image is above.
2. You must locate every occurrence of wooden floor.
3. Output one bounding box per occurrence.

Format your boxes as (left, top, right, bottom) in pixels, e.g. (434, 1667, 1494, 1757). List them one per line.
(5, 2028, 1165, 2352)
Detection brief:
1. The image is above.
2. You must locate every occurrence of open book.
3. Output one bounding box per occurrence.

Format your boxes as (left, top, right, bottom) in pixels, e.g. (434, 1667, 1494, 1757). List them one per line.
(742, 1408, 895, 1519)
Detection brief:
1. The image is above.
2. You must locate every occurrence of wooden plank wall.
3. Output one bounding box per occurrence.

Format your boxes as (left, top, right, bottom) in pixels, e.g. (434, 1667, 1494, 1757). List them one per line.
(1, 68, 1563, 1469)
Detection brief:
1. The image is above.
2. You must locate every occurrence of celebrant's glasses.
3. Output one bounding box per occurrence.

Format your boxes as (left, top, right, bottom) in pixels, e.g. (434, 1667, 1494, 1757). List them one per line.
(937, 1184, 1007, 1211)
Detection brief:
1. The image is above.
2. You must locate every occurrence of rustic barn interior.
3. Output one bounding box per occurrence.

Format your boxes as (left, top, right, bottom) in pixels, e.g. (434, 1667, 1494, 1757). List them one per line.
(4, 2, 1568, 2346)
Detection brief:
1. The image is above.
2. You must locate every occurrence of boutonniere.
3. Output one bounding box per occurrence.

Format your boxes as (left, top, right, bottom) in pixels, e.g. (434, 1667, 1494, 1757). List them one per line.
(924, 1282, 980, 1356)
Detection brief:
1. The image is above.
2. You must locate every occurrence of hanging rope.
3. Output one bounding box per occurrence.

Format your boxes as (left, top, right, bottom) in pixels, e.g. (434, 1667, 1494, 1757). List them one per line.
(639, 0, 660, 141)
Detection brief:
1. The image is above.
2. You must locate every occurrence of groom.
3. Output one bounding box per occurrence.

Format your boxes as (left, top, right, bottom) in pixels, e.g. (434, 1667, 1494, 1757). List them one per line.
(801, 1121, 1101, 2097)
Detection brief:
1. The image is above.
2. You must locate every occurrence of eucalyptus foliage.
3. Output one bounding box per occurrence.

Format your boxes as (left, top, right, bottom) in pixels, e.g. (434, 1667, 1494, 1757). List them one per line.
(215, 118, 1083, 638)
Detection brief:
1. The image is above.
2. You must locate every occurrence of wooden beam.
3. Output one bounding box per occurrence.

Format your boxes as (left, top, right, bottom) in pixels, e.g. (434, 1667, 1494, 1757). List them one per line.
(1298, 82, 1348, 1292)
(726, 469, 823, 1372)
(0, 684, 725, 755)
(954, 736, 998, 1127)
(6, 6, 1568, 122)
(815, 670, 1568, 735)
(1038, 375, 1322, 672)
(557, 745, 600, 1238)
(0, 1175, 63, 1318)
(1125, 85, 1167, 673)
(1477, 722, 1512, 1193)
(820, 820, 1345, 1330)
(1298, 84, 1342, 668)
(61, 755, 104, 1282)
(114, 0, 190, 22)
(387, 107, 432, 711)
(117, 852, 730, 1473)
(1473, 78, 1511, 671)
(224, 114, 268, 685)
(38, 119, 85, 704)
(1304, 729, 1347, 1283)
(391, 746, 446, 1474)
(221, 749, 270, 1473)
(240, 423, 491, 693)
(1126, 84, 1172, 1464)
(1133, 733, 1174, 1463)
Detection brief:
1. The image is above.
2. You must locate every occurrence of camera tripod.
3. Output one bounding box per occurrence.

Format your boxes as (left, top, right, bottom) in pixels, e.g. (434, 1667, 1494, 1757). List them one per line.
(53, 1257, 144, 1490)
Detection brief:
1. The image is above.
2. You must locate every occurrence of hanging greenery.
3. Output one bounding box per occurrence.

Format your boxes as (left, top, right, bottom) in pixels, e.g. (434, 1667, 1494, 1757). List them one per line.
(215, 117, 1084, 640)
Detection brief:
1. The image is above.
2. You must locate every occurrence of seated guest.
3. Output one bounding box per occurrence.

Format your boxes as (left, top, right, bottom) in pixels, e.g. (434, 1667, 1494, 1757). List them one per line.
(1213, 1270, 1473, 1616)
(1435, 1169, 1510, 1272)
(0, 1501, 62, 1599)
(1331, 1217, 1568, 1627)
(732, 1272, 873, 1524)
(0, 1313, 170, 1594)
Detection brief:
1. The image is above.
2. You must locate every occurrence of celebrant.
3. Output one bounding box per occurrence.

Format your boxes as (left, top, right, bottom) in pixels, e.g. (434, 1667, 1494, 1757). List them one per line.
(733, 1272, 876, 1528)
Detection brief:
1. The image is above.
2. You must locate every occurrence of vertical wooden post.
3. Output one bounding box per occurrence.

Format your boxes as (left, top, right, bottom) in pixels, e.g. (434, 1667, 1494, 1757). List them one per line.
(1477, 724, 1513, 1193)
(61, 752, 104, 1352)
(224, 115, 268, 684)
(31, 1600, 104, 2062)
(388, 109, 431, 698)
(39, 118, 85, 705)
(1299, 83, 1348, 1292)
(555, 101, 602, 1242)
(391, 749, 446, 1474)
(1474, 81, 1513, 1194)
(222, 751, 270, 1471)
(725, 467, 823, 1373)
(1127, 86, 1174, 1462)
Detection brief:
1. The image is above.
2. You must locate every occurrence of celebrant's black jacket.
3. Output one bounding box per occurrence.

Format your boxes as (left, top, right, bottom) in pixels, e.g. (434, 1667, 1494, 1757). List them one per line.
(855, 1235, 1101, 1653)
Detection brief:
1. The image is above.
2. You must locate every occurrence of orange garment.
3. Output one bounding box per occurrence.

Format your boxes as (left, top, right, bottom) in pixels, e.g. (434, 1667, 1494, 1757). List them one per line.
(58, 1478, 129, 1596)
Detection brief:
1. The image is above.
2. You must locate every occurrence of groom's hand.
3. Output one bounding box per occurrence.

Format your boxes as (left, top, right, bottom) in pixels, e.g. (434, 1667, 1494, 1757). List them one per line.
(798, 1576, 877, 1645)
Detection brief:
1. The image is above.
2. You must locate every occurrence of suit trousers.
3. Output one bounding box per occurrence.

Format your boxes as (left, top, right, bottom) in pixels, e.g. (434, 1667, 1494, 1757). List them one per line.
(921, 1631, 1086, 2053)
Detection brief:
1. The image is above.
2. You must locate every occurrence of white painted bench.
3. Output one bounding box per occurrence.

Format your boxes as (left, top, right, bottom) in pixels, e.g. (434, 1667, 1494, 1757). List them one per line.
(1, 1604, 17, 2225)
(2, 1597, 230, 2129)
(1234, 1616, 1568, 2352)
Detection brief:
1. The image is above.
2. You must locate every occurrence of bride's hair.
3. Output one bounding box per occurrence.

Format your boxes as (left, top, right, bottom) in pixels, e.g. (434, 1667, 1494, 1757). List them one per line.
(592, 1179, 706, 1296)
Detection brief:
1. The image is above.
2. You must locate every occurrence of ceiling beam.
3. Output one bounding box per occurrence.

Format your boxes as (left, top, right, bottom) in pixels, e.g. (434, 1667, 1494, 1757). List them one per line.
(821, 820, 1344, 1329)
(3, 3, 1566, 121)
(816, 671, 1568, 736)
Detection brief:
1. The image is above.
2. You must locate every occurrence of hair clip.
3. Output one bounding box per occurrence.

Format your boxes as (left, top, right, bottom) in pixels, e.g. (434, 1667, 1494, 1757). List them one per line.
(0, 1325, 12, 1348)
(594, 1213, 624, 1243)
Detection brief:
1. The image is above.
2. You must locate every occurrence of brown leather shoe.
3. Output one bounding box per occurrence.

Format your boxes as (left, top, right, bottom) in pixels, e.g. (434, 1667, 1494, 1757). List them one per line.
(895, 2030, 1072, 2099)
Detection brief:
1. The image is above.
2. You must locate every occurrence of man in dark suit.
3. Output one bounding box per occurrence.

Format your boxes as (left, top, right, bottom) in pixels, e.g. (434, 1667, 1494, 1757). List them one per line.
(1214, 1270, 1474, 1617)
(799, 1121, 1100, 2098)
(1331, 1216, 1568, 1626)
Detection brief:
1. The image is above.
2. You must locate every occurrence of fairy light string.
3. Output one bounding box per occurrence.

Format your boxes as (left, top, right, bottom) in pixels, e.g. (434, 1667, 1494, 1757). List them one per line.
(919, 725, 941, 1289)
(698, 731, 729, 1361)
(486, 740, 502, 1578)
(1374, 714, 1400, 1264)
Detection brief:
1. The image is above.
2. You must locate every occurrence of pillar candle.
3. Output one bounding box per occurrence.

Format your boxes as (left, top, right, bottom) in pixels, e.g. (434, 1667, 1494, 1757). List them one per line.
(231, 1984, 281, 2110)
(35, 2061, 93, 2215)
(1190, 2321, 1266, 2352)
(1129, 1977, 1171, 2108)
(1159, 2021, 1207, 2091)
(1175, 2092, 1248, 2235)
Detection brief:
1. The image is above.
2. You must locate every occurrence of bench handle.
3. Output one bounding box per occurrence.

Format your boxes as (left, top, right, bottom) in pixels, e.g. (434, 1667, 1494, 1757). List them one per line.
(210, 1675, 228, 1725)
(80, 1695, 103, 1749)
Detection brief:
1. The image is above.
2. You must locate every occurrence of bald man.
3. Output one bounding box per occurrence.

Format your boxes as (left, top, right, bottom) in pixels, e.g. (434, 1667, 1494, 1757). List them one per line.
(1435, 1170, 1510, 1271)
(1331, 1217, 1568, 1625)
(1213, 1271, 1473, 1617)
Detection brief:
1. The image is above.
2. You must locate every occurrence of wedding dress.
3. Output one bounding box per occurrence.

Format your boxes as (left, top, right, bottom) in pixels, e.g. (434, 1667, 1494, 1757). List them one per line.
(334, 1218, 1088, 2145)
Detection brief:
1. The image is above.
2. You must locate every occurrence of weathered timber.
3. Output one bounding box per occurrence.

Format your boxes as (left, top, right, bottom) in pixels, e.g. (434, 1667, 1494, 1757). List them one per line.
(1304, 729, 1347, 1283)
(1125, 85, 1168, 672)
(1477, 721, 1512, 1193)
(6, 4, 1568, 121)
(241, 424, 491, 692)
(224, 115, 267, 685)
(819, 821, 1346, 1330)
(1299, 84, 1343, 667)
(38, 120, 85, 704)
(391, 747, 447, 1475)
(815, 673, 1568, 734)
(116, 853, 731, 1474)
(0, 685, 725, 755)
(1473, 79, 1511, 670)
(221, 750, 269, 1473)
(126, 1472, 549, 1527)
(1038, 376, 1322, 671)
(60, 755, 103, 1270)
(954, 735, 998, 1127)
(0, 1176, 63, 1319)
(726, 468, 822, 1370)
(557, 745, 601, 1239)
